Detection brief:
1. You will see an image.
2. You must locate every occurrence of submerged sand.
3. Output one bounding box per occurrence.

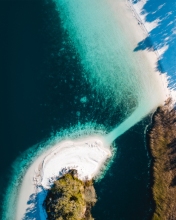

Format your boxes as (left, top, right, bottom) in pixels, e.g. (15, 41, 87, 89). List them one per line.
(13, 0, 172, 219)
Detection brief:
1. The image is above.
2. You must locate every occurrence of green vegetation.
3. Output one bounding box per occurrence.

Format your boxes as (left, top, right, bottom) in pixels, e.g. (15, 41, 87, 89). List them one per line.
(44, 170, 97, 220)
(149, 98, 176, 220)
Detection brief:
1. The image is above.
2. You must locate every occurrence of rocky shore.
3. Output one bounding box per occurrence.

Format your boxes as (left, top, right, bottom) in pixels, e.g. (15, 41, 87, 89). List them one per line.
(44, 170, 97, 220)
(149, 98, 176, 220)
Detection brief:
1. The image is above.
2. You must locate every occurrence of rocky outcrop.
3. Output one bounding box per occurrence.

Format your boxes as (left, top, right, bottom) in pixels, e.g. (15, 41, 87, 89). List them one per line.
(44, 170, 97, 220)
(149, 98, 176, 220)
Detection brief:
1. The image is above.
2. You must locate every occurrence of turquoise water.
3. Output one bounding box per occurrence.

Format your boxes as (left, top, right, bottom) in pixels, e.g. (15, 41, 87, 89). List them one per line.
(55, 0, 142, 112)
(1, 0, 170, 219)
(3, 124, 114, 220)
(54, 0, 167, 143)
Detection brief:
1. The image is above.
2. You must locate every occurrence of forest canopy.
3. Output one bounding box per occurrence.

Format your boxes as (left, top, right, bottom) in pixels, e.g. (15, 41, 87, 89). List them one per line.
(44, 170, 97, 220)
(149, 98, 176, 220)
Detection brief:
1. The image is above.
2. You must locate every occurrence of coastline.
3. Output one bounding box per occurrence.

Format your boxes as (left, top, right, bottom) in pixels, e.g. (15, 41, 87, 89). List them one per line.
(125, 0, 166, 75)
(126, 0, 161, 57)
(12, 0, 173, 219)
(127, 0, 170, 58)
(15, 136, 111, 219)
(110, 0, 170, 103)
(125, 0, 176, 102)
(148, 99, 176, 219)
(126, 1, 176, 217)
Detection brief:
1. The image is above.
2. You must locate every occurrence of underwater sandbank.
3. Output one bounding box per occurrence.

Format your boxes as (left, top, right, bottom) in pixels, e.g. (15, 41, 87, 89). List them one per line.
(4, 0, 174, 219)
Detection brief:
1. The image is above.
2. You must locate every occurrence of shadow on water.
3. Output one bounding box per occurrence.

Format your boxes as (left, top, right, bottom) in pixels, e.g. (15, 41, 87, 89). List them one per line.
(22, 189, 48, 220)
(132, 0, 176, 84)
(22, 193, 39, 220)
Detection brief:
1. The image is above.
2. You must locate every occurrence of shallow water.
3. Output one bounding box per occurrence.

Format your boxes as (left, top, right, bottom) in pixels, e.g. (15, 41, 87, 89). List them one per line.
(54, 0, 167, 145)
(0, 0, 171, 219)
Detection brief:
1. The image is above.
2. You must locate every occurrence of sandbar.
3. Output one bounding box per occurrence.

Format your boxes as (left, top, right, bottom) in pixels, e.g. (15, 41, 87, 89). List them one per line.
(15, 136, 111, 219)
(14, 1, 173, 219)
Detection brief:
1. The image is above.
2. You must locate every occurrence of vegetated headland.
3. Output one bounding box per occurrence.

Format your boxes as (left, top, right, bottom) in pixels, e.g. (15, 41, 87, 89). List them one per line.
(149, 98, 176, 220)
(44, 169, 97, 220)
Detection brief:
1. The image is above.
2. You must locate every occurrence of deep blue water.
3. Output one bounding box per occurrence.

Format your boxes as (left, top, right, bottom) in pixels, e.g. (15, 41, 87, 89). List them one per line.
(0, 0, 175, 219)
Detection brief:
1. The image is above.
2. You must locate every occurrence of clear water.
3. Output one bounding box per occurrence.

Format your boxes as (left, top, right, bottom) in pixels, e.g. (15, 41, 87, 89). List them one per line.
(54, 0, 167, 143)
(3, 124, 112, 220)
(0, 0, 173, 219)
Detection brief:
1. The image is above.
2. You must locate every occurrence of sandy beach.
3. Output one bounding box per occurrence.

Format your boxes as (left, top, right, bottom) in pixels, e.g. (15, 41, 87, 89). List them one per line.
(125, 0, 176, 100)
(15, 136, 111, 219)
(111, 0, 169, 92)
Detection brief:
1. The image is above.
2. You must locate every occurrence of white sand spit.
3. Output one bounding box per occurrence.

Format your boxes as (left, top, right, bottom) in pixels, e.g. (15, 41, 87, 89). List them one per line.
(11, 0, 173, 219)
(41, 138, 111, 189)
(15, 136, 111, 220)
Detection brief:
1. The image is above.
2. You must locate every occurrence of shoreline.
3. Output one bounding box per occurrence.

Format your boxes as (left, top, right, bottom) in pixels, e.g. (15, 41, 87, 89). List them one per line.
(125, 0, 176, 102)
(126, 0, 148, 35)
(127, 0, 170, 59)
(148, 99, 176, 219)
(15, 135, 111, 219)
(126, 0, 167, 71)
(110, 0, 170, 104)
(11, 0, 173, 219)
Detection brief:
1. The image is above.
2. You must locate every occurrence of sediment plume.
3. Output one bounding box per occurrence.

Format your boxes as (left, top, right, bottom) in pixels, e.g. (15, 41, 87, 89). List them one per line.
(149, 98, 176, 220)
